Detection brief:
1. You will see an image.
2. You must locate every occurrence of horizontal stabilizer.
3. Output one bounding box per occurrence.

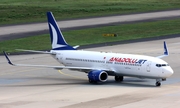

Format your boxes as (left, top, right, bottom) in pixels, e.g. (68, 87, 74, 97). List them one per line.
(73, 45, 80, 49)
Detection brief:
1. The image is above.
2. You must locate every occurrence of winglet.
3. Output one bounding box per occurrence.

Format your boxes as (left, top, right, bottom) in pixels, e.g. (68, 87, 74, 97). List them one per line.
(156, 41, 169, 58)
(164, 41, 169, 55)
(3, 51, 13, 65)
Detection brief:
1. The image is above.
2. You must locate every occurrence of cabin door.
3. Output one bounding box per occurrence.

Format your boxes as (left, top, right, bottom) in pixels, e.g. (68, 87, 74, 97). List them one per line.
(56, 53, 64, 63)
(103, 61, 110, 69)
(146, 61, 151, 72)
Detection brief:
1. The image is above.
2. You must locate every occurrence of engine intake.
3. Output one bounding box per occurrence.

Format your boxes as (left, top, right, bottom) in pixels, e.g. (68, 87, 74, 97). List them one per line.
(88, 70, 108, 82)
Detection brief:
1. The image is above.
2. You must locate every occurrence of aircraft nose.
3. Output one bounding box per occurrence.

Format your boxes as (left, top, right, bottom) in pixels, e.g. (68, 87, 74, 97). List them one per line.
(166, 67, 174, 77)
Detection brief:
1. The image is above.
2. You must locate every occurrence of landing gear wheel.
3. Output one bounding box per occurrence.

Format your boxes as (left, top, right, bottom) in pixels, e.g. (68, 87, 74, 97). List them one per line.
(115, 76, 124, 82)
(156, 81, 161, 87)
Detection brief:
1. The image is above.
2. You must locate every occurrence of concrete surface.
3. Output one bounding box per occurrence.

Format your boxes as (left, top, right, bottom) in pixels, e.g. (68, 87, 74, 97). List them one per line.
(0, 37, 180, 108)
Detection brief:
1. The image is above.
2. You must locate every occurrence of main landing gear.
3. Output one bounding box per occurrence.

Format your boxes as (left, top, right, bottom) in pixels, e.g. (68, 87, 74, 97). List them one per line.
(89, 80, 97, 84)
(115, 76, 124, 82)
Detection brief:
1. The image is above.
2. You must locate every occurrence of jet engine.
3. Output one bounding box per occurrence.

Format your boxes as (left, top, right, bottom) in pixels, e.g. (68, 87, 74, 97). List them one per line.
(88, 70, 108, 83)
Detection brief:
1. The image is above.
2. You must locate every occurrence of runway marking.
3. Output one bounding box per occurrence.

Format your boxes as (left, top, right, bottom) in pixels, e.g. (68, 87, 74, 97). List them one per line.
(58, 70, 87, 80)
(0, 68, 42, 76)
(171, 42, 180, 45)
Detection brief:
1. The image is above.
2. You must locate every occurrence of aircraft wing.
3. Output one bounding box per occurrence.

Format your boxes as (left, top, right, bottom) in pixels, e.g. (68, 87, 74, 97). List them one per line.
(16, 49, 56, 54)
(156, 41, 169, 58)
(16, 45, 79, 54)
(3, 51, 111, 71)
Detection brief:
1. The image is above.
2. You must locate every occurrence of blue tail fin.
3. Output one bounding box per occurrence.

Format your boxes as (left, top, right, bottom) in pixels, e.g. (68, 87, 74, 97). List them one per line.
(47, 12, 75, 50)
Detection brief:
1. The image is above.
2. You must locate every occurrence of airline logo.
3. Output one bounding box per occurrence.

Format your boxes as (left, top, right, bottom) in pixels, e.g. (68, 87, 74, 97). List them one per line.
(49, 23, 67, 49)
(109, 57, 147, 64)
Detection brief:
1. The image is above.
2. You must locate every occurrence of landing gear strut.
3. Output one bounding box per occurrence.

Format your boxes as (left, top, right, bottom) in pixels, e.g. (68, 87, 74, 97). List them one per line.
(115, 76, 124, 82)
(89, 79, 97, 84)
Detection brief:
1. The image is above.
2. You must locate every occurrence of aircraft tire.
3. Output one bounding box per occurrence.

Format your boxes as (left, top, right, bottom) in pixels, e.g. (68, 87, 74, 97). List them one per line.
(115, 76, 123, 82)
(156, 81, 161, 87)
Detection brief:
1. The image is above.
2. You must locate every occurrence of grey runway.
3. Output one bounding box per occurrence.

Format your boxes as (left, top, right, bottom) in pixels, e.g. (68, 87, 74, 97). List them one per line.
(0, 37, 180, 108)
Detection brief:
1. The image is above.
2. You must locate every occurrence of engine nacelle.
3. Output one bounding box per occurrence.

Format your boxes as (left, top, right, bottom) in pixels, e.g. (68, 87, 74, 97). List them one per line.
(88, 70, 108, 82)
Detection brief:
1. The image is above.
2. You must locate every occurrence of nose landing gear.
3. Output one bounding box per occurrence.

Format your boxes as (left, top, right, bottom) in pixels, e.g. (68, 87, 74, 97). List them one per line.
(156, 81, 161, 86)
(155, 79, 162, 87)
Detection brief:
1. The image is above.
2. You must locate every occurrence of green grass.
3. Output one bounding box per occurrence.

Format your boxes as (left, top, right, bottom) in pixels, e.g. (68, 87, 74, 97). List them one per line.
(0, 0, 180, 24)
(1, 19, 180, 53)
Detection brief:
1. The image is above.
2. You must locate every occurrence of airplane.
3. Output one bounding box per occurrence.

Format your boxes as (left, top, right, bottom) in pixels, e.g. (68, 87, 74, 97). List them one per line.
(3, 12, 174, 87)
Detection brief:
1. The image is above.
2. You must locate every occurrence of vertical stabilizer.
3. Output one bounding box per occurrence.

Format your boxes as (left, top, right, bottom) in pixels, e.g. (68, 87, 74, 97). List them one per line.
(47, 12, 75, 50)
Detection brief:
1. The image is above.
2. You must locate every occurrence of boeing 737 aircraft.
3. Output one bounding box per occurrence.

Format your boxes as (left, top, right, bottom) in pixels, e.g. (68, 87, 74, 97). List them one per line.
(3, 12, 174, 86)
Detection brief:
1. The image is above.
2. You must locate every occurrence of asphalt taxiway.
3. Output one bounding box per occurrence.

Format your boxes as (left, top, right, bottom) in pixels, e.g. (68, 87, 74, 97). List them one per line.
(0, 37, 180, 108)
(0, 10, 180, 41)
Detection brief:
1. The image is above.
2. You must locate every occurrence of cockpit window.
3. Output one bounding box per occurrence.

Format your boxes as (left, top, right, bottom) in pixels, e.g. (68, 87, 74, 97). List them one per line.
(156, 64, 169, 67)
(156, 64, 161, 67)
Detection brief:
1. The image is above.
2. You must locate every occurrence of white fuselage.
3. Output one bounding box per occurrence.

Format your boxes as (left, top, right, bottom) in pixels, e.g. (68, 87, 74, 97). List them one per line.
(53, 50, 173, 79)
